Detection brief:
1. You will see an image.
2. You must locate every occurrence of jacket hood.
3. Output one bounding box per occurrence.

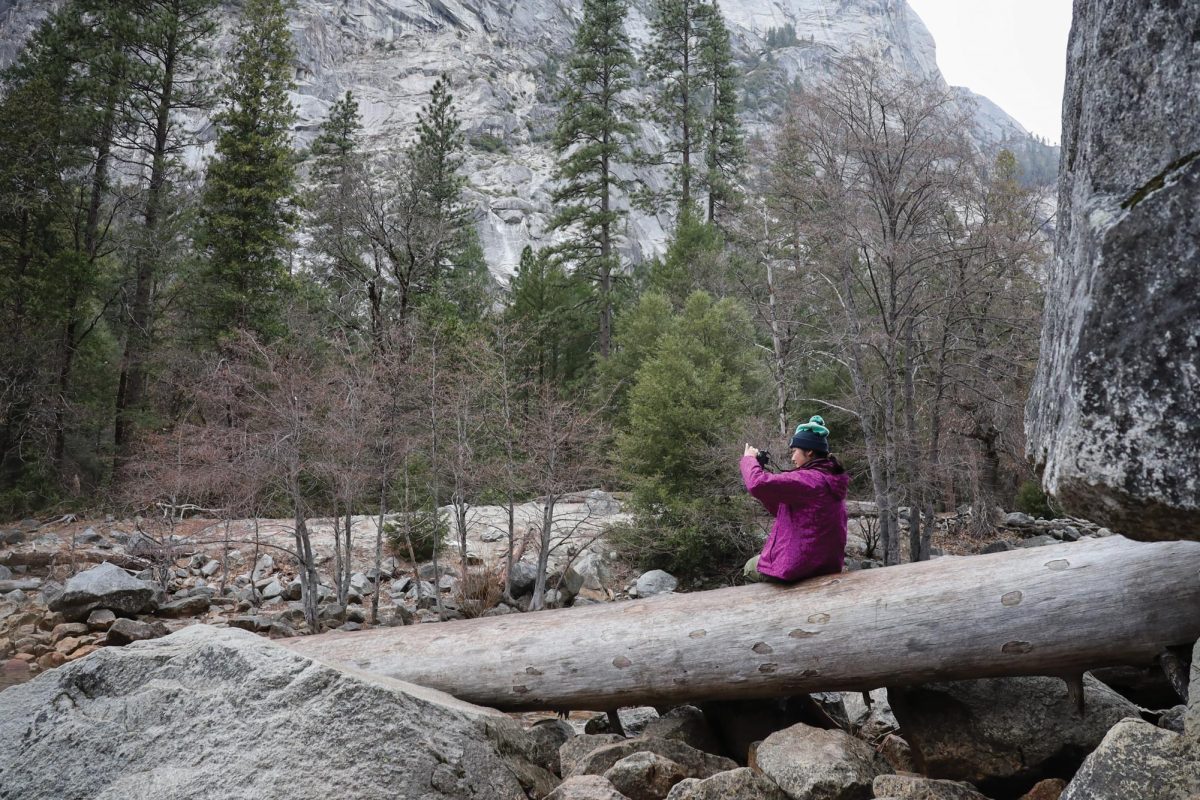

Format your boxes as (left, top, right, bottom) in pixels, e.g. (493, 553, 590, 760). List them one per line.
(803, 457, 850, 498)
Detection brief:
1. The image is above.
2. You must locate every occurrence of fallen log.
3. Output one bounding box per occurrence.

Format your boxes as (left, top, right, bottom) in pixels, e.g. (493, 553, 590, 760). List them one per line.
(282, 537, 1200, 711)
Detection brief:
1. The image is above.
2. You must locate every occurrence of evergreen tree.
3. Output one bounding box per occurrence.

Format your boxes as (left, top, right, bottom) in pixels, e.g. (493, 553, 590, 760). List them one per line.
(194, 0, 297, 344)
(113, 0, 219, 461)
(612, 291, 765, 581)
(549, 0, 637, 359)
(308, 91, 375, 341)
(506, 245, 593, 386)
(697, 0, 744, 223)
(644, 0, 706, 215)
(409, 76, 468, 285)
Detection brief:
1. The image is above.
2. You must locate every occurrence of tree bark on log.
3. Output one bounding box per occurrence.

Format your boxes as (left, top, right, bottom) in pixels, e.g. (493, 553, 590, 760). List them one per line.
(282, 537, 1200, 712)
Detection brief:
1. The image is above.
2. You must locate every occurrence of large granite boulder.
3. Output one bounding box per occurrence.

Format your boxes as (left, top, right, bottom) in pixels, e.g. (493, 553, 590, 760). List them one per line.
(47, 562, 156, 621)
(889, 675, 1138, 789)
(0, 625, 555, 799)
(1060, 718, 1200, 800)
(1025, 0, 1200, 540)
(568, 737, 736, 781)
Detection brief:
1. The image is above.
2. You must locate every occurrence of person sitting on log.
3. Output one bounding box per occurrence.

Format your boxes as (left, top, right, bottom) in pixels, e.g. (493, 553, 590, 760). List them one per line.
(740, 415, 849, 583)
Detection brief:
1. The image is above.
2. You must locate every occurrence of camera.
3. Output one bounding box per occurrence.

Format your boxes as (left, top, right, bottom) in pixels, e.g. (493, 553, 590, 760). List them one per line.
(755, 450, 772, 468)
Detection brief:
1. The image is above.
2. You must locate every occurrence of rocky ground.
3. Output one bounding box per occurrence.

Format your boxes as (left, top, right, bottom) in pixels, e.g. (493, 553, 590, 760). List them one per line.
(0, 494, 1125, 689)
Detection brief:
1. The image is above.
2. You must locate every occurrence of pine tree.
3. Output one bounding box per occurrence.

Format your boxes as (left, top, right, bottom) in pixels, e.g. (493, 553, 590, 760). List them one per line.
(113, 0, 219, 461)
(697, 0, 744, 224)
(308, 91, 375, 340)
(506, 245, 593, 386)
(550, 0, 637, 358)
(644, 0, 706, 215)
(194, 0, 297, 344)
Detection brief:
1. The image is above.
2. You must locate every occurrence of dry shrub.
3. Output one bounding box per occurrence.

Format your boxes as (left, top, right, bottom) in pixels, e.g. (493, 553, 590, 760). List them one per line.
(458, 563, 504, 618)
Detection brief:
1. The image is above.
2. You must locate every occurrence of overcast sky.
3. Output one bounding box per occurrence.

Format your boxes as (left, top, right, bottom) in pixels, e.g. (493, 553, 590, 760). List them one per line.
(905, 0, 1075, 145)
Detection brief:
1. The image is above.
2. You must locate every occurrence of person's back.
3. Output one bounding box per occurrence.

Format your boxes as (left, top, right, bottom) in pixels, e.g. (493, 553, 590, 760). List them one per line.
(741, 416, 850, 582)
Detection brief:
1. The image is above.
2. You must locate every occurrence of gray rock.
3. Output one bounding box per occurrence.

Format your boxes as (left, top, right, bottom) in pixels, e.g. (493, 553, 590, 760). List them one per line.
(1188, 637, 1200, 740)
(1158, 705, 1186, 734)
(49, 562, 156, 621)
(569, 738, 737, 781)
(251, 554, 274, 581)
(1061, 718, 1200, 800)
(642, 707, 722, 757)
(481, 527, 506, 543)
(585, 707, 660, 738)
(389, 577, 413, 596)
(889, 675, 1140, 785)
(0, 625, 553, 799)
(1016, 534, 1059, 548)
(980, 540, 1014, 555)
(559, 735, 631, 777)
(872, 774, 989, 800)
(78, 527, 102, 544)
(483, 603, 516, 616)
(260, 579, 283, 600)
(1003, 512, 1035, 527)
(200, 559, 221, 577)
(603, 752, 686, 800)
(0, 578, 40, 592)
(349, 572, 373, 594)
(508, 561, 539, 597)
(526, 718, 575, 775)
(155, 595, 211, 619)
(634, 570, 677, 597)
(0, 564, 12, 581)
(585, 490, 622, 516)
(545, 775, 631, 800)
(1025, 0, 1200, 541)
(752, 723, 888, 800)
(105, 617, 169, 645)
(665, 768, 789, 800)
(87, 608, 117, 630)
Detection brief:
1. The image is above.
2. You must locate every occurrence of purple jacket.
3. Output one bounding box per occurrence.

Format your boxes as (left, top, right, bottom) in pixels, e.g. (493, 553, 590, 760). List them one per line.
(740, 455, 850, 581)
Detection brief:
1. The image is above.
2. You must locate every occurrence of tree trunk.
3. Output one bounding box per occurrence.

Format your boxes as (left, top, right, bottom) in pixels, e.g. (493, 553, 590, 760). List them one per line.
(284, 537, 1200, 712)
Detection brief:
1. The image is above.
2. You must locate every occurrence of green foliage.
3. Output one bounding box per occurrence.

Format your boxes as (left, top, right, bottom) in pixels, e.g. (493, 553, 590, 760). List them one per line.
(764, 24, 797, 49)
(384, 510, 449, 563)
(647, 208, 727, 304)
(1014, 480, 1056, 520)
(551, 0, 638, 357)
(613, 291, 766, 582)
(468, 132, 507, 153)
(697, 1, 744, 222)
(505, 246, 595, 386)
(194, 0, 298, 344)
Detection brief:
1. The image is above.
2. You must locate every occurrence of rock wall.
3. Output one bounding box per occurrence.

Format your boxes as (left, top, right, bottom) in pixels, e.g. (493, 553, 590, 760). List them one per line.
(1026, 0, 1200, 541)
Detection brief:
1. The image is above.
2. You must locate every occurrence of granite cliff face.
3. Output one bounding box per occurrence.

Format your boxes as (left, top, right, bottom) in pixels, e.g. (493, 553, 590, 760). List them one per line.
(1026, 0, 1200, 541)
(0, 0, 1043, 274)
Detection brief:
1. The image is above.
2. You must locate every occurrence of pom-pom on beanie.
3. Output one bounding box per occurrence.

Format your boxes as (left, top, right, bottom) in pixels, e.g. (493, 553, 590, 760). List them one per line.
(790, 415, 830, 453)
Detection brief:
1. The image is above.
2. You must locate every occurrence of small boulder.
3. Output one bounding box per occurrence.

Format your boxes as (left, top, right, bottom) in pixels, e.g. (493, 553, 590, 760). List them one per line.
(1060, 718, 1200, 799)
(105, 617, 168, 646)
(1004, 512, 1036, 527)
(508, 561, 539, 597)
(0, 565, 11, 580)
(642, 707, 722, 756)
(546, 775, 631, 800)
(603, 752, 686, 800)
(634, 571, 677, 597)
(560, 735, 625, 777)
(260, 580, 284, 601)
(155, 595, 211, 619)
(570, 738, 736, 781)
(49, 562, 156, 621)
(981, 540, 1014, 554)
(665, 768, 788, 800)
(586, 708, 660, 738)
(251, 554, 274, 581)
(889, 675, 1139, 787)
(751, 723, 888, 800)
(872, 774, 990, 799)
(1187, 637, 1200, 740)
(585, 490, 621, 516)
(1017, 534, 1059, 548)
(86, 608, 116, 631)
(526, 718, 575, 775)
(200, 559, 221, 577)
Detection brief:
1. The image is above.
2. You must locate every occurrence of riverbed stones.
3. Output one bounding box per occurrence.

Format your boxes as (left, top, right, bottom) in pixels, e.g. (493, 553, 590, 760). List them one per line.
(0, 625, 553, 799)
(545, 775, 631, 800)
(105, 617, 169, 645)
(569, 738, 736, 781)
(155, 595, 210, 619)
(889, 675, 1139, 787)
(48, 562, 156, 621)
(560, 734, 627, 777)
(602, 752, 686, 800)
(633, 571, 677, 597)
(665, 768, 789, 800)
(1024, 0, 1200, 541)
(751, 723, 888, 800)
